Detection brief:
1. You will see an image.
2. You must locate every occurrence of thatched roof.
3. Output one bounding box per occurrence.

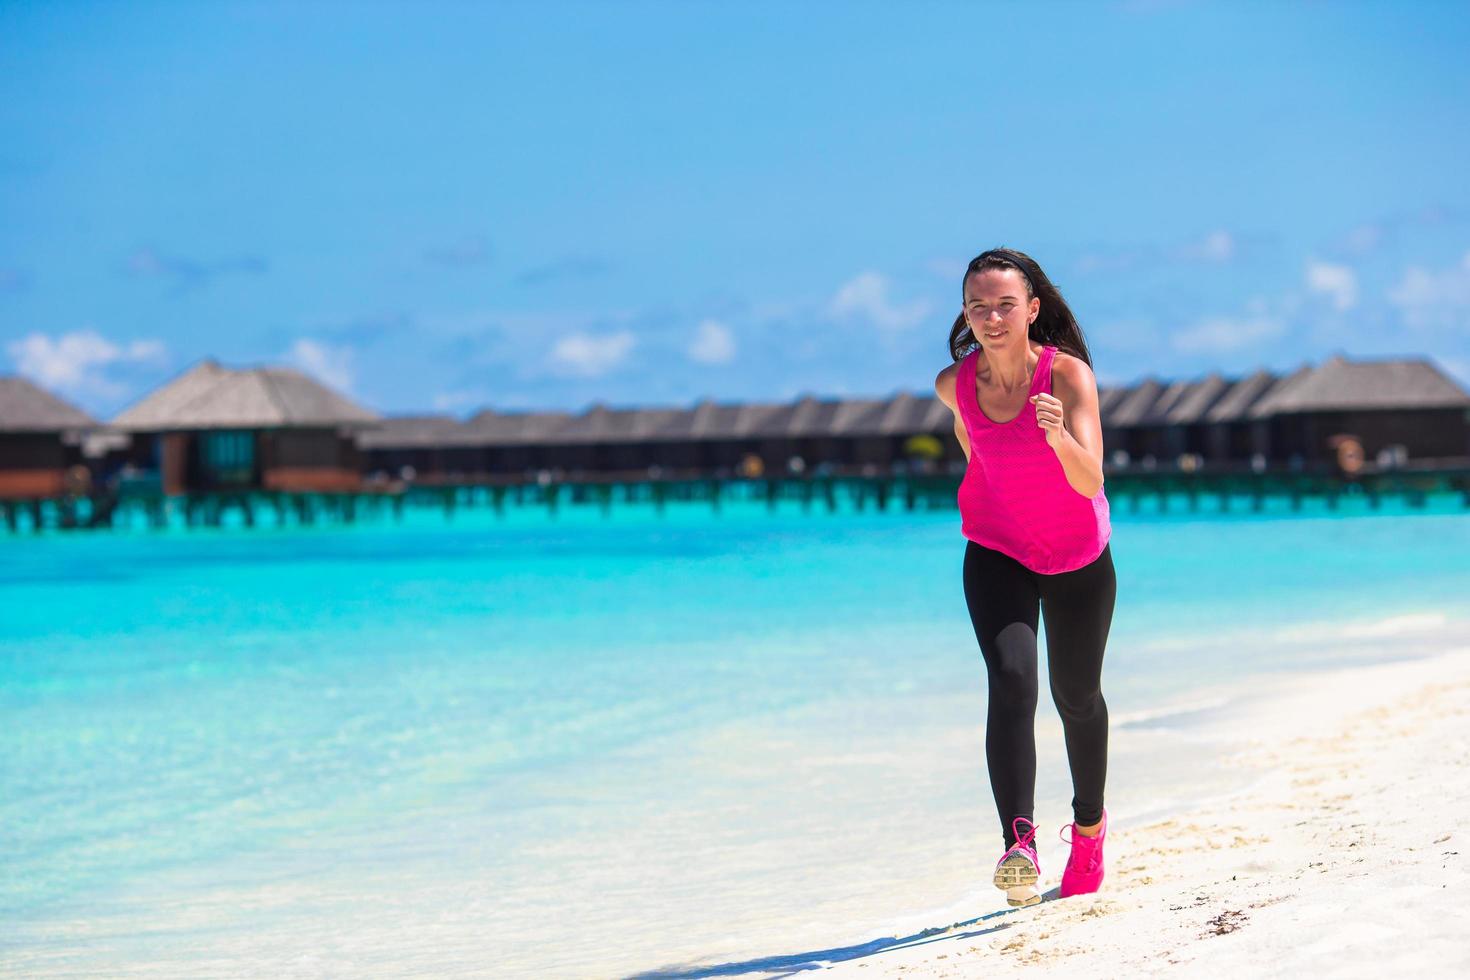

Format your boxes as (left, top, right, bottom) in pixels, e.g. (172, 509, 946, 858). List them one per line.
(1249, 354, 1470, 416)
(466, 408, 577, 445)
(1144, 379, 1195, 426)
(1202, 369, 1283, 423)
(828, 398, 892, 437)
(656, 398, 742, 440)
(1105, 365, 1316, 426)
(356, 414, 484, 449)
(110, 359, 379, 431)
(1097, 386, 1130, 418)
(549, 402, 689, 444)
(775, 396, 843, 438)
(1095, 353, 1467, 426)
(1162, 374, 1232, 424)
(1106, 378, 1167, 427)
(739, 402, 796, 437)
(0, 376, 98, 433)
(534, 395, 929, 444)
(872, 392, 951, 435)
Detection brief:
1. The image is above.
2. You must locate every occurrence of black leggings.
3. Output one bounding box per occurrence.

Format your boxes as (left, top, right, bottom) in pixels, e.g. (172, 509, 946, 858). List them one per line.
(962, 539, 1116, 848)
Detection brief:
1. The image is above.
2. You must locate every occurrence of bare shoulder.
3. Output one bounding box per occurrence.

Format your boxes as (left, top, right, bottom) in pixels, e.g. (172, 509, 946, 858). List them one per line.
(934, 361, 960, 407)
(1051, 351, 1098, 401)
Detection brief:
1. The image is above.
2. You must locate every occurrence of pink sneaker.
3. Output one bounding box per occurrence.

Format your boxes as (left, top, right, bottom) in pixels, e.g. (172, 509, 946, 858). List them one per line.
(993, 816, 1042, 907)
(1059, 808, 1107, 898)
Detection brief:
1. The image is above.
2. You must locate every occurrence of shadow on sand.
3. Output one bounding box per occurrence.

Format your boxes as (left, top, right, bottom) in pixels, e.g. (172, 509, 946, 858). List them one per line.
(626, 886, 1064, 978)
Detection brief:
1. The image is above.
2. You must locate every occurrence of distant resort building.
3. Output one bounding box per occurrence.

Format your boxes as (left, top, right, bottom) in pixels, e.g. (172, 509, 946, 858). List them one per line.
(354, 414, 494, 480)
(1105, 364, 1304, 468)
(357, 352, 1470, 482)
(360, 394, 958, 481)
(356, 409, 578, 480)
(0, 375, 97, 498)
(1102, 356, 1470, 471)
(3, 351, 1468, 509)
(1247, 355, 1469, 465)
(108, 359, 380, 494)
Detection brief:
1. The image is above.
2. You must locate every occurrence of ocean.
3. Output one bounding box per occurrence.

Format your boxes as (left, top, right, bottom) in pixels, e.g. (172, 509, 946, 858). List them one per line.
(3, 489, 1468, 977)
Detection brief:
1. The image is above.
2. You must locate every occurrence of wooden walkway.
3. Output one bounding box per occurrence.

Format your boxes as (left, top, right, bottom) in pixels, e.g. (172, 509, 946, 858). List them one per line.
(3, 464, 1468, 534)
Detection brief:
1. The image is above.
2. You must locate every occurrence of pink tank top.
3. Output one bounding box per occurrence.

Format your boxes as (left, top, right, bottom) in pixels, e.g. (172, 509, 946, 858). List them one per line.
(955, 344, 1111, 574)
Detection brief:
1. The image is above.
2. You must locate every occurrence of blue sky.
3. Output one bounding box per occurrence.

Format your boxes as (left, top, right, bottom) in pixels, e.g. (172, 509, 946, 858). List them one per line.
(2, 0, 1468, 418)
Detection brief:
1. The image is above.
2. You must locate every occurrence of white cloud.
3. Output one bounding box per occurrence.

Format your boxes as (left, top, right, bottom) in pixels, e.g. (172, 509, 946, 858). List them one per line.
(1173, 229, 1236, 263)
(1305, 259, 1358, 312)
(1337, 222, 1385, 256)
(1388, 251, 1470, 330)
(829, 271, 931, 332)
(286, 338, 355, 392)
(549, 330, 635, 377)
(1170, 315, 1286, 354)
(5, 328, 168, 397)
(687, 319, 736, 365)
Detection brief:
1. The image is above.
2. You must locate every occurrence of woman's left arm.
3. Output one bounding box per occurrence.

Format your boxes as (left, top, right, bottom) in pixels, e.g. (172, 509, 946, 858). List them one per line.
(1030, 356, 1105, 498)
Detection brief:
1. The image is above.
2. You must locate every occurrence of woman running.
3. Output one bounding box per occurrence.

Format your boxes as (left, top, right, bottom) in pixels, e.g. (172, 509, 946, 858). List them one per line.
(934, 247, 1115, 908)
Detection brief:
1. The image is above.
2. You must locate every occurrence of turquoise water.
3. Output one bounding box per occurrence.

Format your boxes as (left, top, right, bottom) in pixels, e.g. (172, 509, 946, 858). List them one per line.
(3, 492, 1468, 977)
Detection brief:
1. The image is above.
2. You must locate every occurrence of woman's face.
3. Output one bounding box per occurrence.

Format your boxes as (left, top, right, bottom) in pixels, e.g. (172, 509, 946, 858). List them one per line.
(964, 268, 1039, 349)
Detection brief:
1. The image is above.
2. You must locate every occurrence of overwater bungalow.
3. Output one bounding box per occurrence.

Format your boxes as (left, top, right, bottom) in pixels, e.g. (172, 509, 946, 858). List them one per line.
(705, 393, 951, 476)
(349, 351, 1469, 487)
(109, 359, 380, 494)
(464, 409, 577, 476)
(1095, 384, 1131, 459)
(537, 402, 687, 474)
(1104, 364, 1316, 468)
(1159, 373, 1233, 461)
(868, 392, 956, 470)
(362, 393, 958, 481)
(647, 398, 785, 474)
(1247, 354, 1470, 467)
(695, 399, 805, 475)
(774, 395, 865, 471)
(357, 414, 487, 480)
(0, 375, 98, 498)
(1103, 378, 1168, 465)
(1198, 368, 1292, 464)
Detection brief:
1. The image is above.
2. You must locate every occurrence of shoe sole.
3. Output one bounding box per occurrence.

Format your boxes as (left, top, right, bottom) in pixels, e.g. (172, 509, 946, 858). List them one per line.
(994, 851, 1041, 906)
(993, 852, 1039, 889)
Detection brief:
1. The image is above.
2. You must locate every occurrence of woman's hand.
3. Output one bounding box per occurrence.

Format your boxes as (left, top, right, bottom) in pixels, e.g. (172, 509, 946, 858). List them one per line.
(1029, 392, 1066, 448)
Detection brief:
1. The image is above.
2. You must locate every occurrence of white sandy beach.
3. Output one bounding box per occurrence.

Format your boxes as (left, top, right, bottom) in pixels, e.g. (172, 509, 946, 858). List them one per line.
(804, 645, 1470, 978)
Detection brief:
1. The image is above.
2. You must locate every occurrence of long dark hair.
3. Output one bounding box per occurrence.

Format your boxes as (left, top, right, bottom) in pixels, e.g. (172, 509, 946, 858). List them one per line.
(947, 247, 1093, 367)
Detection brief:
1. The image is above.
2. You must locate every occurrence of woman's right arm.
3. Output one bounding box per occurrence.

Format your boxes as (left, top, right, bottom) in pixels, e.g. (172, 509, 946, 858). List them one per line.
(934, 364, 971, 462)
